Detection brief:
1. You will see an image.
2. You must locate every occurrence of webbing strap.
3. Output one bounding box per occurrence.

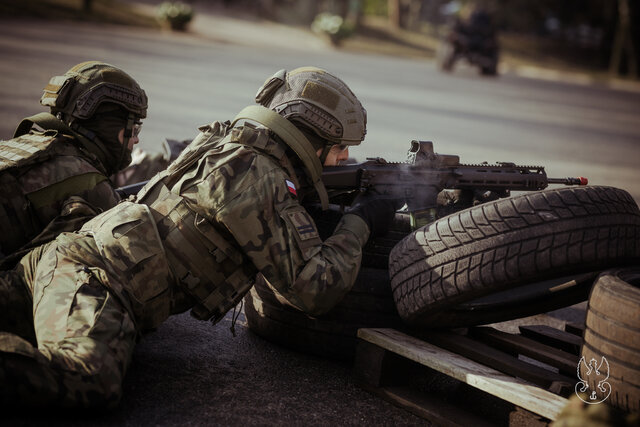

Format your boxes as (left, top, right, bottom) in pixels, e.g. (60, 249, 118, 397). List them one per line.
(146, 180, 256, 323)
(231, 105, 329, 210)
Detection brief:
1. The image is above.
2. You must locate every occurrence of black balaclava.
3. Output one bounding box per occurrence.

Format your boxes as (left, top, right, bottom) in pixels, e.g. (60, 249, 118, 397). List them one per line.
(76, 103, 134, 175)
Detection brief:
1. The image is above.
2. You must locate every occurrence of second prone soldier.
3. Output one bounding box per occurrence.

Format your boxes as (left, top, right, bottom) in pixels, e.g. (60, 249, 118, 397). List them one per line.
(0, 61, 147, 266)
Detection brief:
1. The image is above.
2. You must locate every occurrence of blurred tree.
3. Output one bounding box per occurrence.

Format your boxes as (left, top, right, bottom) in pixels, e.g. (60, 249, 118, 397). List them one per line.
(335, 0, 349, 17)
(610, 0, 637, 77)
(363, 0, 387, 16)
(84, 0, 93, 12)
(406, 0, 422, 30)
(348, 0, 364, 28)
(388, 0, 401, 27)
(479, 0, 639, 77)
(387, 0, 421, 29)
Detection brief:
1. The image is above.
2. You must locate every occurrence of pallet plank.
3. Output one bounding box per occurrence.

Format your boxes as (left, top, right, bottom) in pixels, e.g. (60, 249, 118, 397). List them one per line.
(359, 383, 495, 427)
(353, 339, 412, 387)
(519, 325, 582, 355)
(472, 327, 578, 375)
(564, 322, 585, 337)
(357, 328, 568, 421)
(423, 330, 574, 389)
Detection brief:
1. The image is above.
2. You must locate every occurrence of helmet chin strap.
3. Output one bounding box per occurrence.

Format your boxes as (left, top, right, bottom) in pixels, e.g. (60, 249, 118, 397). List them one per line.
(68, 118, 97, 142)
(319, 144, 332, 165)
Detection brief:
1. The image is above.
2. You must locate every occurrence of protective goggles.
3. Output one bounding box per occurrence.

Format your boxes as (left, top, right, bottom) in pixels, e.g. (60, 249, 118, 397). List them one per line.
(132, 120, 143, 137)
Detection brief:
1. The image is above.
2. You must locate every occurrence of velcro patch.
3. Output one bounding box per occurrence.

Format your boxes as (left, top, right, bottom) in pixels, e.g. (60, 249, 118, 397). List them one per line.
(285, 179, 297, 197)
(302, 81, 339, 110)
(287, 210, 319, 241)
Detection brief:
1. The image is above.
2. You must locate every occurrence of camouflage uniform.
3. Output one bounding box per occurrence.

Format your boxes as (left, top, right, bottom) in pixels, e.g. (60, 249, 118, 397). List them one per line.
(0, 68, 376, 408)
(0, 236, 137, 408)
(0, 119, 369, 408)
(0, 61, 148, 266)
(0, 120, 121, 262)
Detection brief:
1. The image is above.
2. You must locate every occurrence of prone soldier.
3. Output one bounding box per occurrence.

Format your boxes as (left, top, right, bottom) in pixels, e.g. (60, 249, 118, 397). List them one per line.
(0, 61, 148, 267)
(0, 67, 400, 408)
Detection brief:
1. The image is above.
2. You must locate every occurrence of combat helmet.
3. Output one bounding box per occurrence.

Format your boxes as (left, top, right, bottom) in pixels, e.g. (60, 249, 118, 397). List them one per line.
(39, 61, 148, 172)
(41, 61, 147, 122)
(255, 67, 367, 149)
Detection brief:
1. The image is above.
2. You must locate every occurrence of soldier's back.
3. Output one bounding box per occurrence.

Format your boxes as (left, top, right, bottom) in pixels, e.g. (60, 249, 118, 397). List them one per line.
(0, 130, 119, 260)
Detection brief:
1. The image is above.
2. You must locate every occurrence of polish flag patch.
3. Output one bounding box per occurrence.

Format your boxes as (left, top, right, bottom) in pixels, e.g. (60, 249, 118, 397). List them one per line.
(285, 179, 297, 197)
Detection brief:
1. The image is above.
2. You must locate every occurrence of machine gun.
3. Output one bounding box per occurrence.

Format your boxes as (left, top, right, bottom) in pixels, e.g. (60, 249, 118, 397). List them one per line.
(321, 140, 587, 227)
(116, 140, 587, 229)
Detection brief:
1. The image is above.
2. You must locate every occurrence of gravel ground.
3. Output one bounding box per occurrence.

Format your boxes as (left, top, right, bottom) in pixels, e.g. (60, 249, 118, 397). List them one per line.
(5, 310, 427, 426)
(4, 300, 588, 426)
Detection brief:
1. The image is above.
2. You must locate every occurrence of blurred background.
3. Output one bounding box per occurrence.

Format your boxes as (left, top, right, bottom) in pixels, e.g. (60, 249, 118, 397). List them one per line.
(3, 0, 639, 76)
(1, 0, 639, 201)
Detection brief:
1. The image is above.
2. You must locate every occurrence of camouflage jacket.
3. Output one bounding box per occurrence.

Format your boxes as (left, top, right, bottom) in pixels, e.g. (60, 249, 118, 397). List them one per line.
(82, 121, 370, 330)
(0, 126, 120, 264)
(170, 122, 370, 316)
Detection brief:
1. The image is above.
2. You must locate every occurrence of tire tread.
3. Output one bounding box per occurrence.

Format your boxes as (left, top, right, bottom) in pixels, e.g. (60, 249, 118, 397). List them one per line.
(389, 187, 640, 326)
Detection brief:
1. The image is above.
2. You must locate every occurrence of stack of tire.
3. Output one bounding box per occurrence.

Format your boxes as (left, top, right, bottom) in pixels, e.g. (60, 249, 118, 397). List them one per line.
(580, 268, 640, 414)
(388, 186, 640, 416)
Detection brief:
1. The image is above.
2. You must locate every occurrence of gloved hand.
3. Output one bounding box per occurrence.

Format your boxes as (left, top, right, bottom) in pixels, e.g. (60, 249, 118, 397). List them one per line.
(471, 189, 502, 205)
(436, 189, 502, 218)
(347, 191, 404, 239)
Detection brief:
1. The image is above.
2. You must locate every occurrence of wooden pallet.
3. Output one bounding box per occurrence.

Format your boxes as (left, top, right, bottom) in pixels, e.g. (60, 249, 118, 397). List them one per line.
(354, 322, 585, 426)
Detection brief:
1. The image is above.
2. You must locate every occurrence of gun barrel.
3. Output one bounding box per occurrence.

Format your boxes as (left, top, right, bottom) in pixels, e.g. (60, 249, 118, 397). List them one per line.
(547, 177, 588, 186)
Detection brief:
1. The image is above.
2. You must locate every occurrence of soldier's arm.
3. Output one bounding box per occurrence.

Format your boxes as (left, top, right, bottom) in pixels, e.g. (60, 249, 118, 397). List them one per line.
(2, 185, 116, 269)
(219, 168, 370, 316)
(22, 196, 102, 250)
(21, 161, 120, 252)
(29, 173, 120, 226)
(25, 154, 121, 226)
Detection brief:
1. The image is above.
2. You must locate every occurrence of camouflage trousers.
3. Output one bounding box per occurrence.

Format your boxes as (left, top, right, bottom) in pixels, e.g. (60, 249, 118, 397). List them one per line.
(0, 233, 137, 409)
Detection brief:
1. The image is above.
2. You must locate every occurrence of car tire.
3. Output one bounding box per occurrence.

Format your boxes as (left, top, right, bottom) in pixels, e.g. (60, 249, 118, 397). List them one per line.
(580, 267, 640, 413)
(389, 186, 640, 327)
(244, 268, 404, 361)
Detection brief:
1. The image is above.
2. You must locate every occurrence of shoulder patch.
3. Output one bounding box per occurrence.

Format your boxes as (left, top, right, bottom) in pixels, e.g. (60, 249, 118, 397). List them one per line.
(287, 210, 319, 241)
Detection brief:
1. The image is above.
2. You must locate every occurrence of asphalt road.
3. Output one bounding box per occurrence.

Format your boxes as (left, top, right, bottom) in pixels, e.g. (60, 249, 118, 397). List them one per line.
(1, 18, 639, 202)
(0, 15, 638, 425)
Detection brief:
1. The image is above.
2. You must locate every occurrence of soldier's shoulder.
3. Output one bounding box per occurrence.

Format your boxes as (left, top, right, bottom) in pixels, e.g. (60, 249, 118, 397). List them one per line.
(0, 130, 73, 172)
(0, 129, 58, 154)
(19, 147, 107, 194)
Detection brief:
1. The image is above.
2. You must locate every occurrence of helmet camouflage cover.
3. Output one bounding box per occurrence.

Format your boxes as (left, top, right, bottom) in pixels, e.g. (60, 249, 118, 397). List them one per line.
(255, 66, 366, 146)
(40, 61, 148, 122)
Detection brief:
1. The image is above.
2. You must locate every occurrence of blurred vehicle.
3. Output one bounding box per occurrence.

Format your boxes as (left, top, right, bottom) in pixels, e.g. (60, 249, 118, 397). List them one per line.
(438, 6, 499, 76)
